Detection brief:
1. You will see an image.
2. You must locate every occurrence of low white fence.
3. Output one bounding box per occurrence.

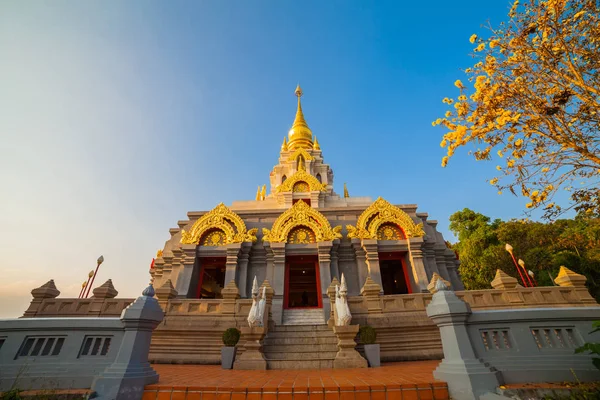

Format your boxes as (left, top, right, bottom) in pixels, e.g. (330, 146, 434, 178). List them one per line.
(426, 282, 600, 400)
(0, 285, 163, 400)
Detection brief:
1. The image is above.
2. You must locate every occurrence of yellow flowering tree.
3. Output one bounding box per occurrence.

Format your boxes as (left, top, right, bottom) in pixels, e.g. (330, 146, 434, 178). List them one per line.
(434, 0, 600, 218)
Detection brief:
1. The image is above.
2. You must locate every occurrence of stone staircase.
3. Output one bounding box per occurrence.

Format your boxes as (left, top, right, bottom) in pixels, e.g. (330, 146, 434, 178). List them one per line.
(263, 324, 338, 369)
(282, 308, 326, 325)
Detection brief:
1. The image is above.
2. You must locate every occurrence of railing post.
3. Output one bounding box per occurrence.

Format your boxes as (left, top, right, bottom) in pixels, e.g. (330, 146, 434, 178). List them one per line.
(426, 281, 502, 400)
(90, 284, 164, 400)
(23, 280, 60, 318)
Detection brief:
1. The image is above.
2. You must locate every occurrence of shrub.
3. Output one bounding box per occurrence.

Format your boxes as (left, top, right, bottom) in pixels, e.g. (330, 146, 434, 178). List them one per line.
(359, 325, 376, 345)
(222, 328, 241, 347)
(574, 321, 600, 371)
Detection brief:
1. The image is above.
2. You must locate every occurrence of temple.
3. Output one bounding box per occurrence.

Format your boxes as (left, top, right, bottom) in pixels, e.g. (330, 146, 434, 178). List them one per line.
(150, 85, 463, 327)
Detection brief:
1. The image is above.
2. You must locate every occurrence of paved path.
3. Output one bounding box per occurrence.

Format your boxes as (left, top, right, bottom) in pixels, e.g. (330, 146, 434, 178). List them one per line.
(143, 361, 448, 400)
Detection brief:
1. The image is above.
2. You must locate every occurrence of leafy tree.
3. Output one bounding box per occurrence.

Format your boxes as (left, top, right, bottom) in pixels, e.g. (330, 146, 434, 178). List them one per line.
(434, 0, 600, 218)
(449, 208, 600, 300)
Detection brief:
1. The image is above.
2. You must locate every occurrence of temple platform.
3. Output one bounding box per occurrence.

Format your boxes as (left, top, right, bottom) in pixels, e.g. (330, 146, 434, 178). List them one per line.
(142, 361, 449, 400)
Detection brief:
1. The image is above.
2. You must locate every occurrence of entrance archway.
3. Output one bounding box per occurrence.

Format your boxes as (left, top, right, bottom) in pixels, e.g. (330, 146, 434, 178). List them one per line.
(195, 257, 226, 299)
(284, 255, 322, 309)
(378, 252, 412, 295)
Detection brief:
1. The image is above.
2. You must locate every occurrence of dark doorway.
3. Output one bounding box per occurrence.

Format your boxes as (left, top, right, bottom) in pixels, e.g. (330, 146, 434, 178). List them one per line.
(379, 252, 411, 295)
(196, 257, 226, 299)
(284, 255, 322, 308)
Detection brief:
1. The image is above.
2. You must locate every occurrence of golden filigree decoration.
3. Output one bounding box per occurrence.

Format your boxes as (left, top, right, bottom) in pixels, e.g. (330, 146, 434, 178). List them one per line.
(292, 181, 310, 192)
(180, 203, 258, 245)
(346, 197, 425, 239)
(376, 223, 406, 240)
(201, 229, 226, 246)
(156, 249, 163, 258)
(287, 148, 313, 162)
(262, 200, 342, 243)
(275, 169, 327, 193)
(287, 226, 316, 244)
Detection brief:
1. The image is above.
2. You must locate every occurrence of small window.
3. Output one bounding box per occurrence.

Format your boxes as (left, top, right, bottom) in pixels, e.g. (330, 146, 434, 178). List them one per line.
(316, 173, 322, 183)
(282, 175, 287, 184)
(79, 336, 112, 357)
(17, 336, 65, 358)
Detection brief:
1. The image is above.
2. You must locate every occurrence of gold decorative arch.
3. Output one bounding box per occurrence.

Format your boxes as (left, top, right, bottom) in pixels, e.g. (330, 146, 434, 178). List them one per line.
(346, 197, 425, 239)
(180, 203, 258, 245)
(287, 148, 313, 162)
(262, 200, 342, 243)
(275, 169, 327, 193)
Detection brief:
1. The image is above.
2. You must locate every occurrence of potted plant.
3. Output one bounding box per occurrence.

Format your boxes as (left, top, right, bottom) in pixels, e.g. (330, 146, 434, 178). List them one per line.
(359, 325, 380, 367)
(221, 327, 241, 369)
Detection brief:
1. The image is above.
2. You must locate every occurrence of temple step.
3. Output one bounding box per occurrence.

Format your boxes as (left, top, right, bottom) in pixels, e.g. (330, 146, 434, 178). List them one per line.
(282, 309, 326, 325)
(264, 323, 338, 369)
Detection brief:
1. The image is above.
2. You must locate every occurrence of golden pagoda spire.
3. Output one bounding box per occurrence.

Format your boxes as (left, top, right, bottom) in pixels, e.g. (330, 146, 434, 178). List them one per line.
(281, 137, 288, 151)
(313, 136, 320, 150)
(256, 186, 261, 201)
(344, 183, 349, 198)
(288, 85, 314, 150)
(261, 184, 267, 200)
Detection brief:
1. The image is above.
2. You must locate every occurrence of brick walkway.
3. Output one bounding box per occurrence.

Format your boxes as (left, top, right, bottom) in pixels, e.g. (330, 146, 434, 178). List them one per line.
(143, 361, 448, 400)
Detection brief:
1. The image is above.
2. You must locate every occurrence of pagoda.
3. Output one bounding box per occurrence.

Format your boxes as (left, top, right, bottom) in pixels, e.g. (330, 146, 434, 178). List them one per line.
(150, 86, 463, 327)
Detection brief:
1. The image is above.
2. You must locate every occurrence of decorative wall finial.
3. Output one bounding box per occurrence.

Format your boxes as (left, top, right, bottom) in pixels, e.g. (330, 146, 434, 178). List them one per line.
(344, 183, 349, 198)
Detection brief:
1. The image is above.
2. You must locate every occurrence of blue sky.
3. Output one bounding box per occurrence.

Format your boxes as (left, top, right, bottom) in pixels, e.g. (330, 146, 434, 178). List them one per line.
(0, 0, 532, 317)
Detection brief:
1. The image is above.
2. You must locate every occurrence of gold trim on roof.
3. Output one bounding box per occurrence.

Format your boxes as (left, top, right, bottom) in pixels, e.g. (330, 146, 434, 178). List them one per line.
(287, 148, 314, 162)
(346, 197, 425, 239)
(275, 169, 327, 193)
(180, 203, 258, 245)
(262, 200, 342, 243)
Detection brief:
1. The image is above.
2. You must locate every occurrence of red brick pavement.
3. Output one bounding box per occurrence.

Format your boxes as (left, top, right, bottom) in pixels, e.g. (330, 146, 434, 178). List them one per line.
(143, 361, 449, 400)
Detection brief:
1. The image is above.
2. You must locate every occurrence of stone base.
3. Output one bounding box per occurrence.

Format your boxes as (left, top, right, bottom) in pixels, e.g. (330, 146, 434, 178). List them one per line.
(333, 325, 367, 369)
(233, 327, 268, 370)
(433, 359, 503, 400)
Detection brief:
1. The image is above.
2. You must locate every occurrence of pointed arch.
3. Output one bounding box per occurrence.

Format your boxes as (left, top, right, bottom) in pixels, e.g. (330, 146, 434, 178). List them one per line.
(275, 169, 327, 193)
(287, 148, 313, 162)
(180, 203, 258, 245)
(262, 200, 342, 243)
(346, 197, 425, 239)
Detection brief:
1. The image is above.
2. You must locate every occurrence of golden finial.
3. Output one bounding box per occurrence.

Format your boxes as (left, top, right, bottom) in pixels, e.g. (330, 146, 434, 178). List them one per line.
(288, 85, 313, 150)
(256, 186, 261, 201)
(313, 136, 320, 150)
(156, 249, 163, 258)
(281, 137, 288, 151)
(344, 183, 349, 198)
(261, 184, 266, 200)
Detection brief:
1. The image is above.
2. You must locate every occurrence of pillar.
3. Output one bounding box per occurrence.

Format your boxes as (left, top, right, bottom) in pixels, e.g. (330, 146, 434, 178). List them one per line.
(445, 250, 464, 290)
(174, 245, 196, 298)
(361, 239, 383, 293)
(318, 241, 333, 320)
(265, 242, 286, 324)
(426, 281, 502, 400)
(310, 191, 321, 208)
(330, 241, 340, 280)
(407, 237, 430, 293)
(91, 285, 164, 400)
(224, 243, 242, 286)
(351, 239, 368, 291)
(237, 243, 252, 298)
(434, 248, 452, 282)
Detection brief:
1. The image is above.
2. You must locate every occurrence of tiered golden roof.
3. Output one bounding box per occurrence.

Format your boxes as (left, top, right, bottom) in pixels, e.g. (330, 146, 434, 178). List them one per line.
(287, 85, 314, 151)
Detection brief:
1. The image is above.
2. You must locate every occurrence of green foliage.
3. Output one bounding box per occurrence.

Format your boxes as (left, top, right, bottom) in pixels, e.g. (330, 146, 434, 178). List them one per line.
(575, 321, 600, 371)
(359, 325, 376, 345)
(449, 209, 600, 301)
(222, 328, 241, 347)
(0, 389, 22, 400)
